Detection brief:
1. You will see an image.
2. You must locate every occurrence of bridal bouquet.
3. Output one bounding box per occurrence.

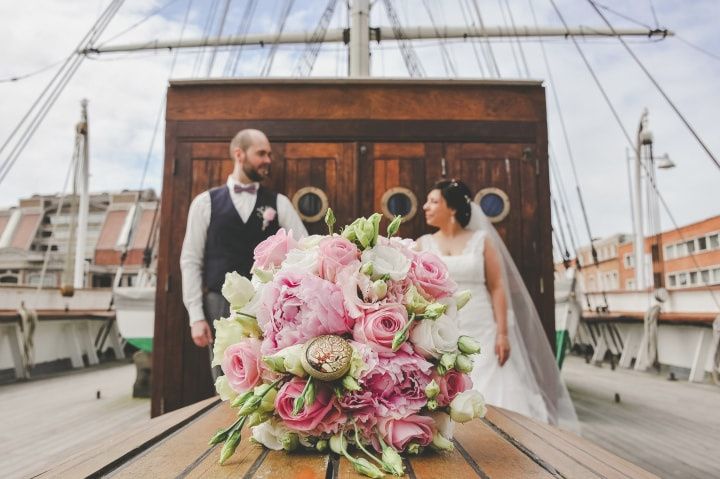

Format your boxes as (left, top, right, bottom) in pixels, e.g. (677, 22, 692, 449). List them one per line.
(210, 211, 486, 477)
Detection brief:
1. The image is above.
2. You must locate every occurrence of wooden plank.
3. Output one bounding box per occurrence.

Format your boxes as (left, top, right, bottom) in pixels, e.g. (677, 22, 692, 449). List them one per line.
(184, 432, 266, 478)
(167, 82, 543, 122)
(174, 119, 538, 144)
(251, 450, 329, 479)
(453, 415, 557, 478)
(37, 398, 219, 478)
(410, 447, 484, 479)
(485, 407, 657, 479)
(110, 400, 233, 478)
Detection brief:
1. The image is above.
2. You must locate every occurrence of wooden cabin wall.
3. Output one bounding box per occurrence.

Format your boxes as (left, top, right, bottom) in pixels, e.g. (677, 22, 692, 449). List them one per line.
(153, 80, 553, 416)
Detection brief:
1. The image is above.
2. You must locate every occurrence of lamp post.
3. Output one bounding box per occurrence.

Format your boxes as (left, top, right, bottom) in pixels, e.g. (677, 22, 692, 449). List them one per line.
(631, 109, 674, 291)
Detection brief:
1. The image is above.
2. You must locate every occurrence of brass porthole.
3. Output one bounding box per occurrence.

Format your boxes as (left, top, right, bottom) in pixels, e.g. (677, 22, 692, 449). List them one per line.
(474, 187, 510, 224)
(381, 187, 418, 222)
(292, 187, 329, 223)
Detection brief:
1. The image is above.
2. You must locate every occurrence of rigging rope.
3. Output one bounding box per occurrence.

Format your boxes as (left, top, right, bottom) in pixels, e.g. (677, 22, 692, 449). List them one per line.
(502, 0, 530, 77)
(381, 0, 425, 77)
(496, 0, 521, 77)
(0, 0, 124, 186)
(421, 0, 456, 76)
(224, 0, 259, 76)
(260, 0, 296, 76)
(468, 0, 500, 76)
(191, 0, 221, 77)
(456, 0, 486, 77)
(587, 0, 720, 172)
(293, 0, 339, 76)
(206, 0, 234, 76)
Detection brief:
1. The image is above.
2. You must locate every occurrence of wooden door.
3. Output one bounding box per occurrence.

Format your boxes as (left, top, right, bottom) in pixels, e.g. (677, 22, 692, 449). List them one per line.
(363, 143, 430, 239)
(274, 142, 357, 235)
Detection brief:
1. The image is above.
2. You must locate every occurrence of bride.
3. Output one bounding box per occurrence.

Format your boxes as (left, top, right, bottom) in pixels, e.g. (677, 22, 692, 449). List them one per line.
(416, 179, 578, 429)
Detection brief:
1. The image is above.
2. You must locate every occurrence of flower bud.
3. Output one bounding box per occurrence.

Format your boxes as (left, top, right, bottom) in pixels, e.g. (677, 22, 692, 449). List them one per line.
(426, 398, 438, 411)
(360, 261, 374, 276)
(325, 208, 336, 234)
(352, 457, 385, 478)
(231, 390, 254, 408)
(221, 272, 254, 310)
(219, 430, 242, 465)
(252, 267, 274, 284)
(406, 442, 422, 455)
(440, 353, 458, 371)
(387, 215, 402, 237)
(259, 387, 277, 413)
(262, 355, 287, 373)
(246, 411, 271, 427)
(342, 375, 362, 392)
(238, 394, 262, 416)
(404, 286, 430, 314)
(381, 446, 405, 476)
(455, 354, 474, 374)
(453, 290, 472, 310)
(280, 432, 300, 452)
(431, 432, 455, 452)
(329, 433, 347, 455)
(424, 302, 447, 320)
(371, 279, 388, 300)
(316, 439, 329, 453)
(457, 336, 482, 355)
(424, 379, 440, 399)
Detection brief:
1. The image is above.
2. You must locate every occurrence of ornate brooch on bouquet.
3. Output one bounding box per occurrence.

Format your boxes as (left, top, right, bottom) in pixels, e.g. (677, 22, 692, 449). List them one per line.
(256, 206, 277, 231)
(210, 211, 486, 478)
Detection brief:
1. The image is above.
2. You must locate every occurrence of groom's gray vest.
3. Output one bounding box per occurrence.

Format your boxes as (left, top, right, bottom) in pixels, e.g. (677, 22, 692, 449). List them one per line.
(203, 185, 279, 293)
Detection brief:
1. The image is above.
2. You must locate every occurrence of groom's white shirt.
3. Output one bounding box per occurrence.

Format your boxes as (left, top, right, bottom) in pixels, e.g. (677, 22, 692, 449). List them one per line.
(180, 176, 308, 325)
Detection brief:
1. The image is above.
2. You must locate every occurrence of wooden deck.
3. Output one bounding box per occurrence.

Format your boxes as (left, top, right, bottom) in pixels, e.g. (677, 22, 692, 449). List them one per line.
(0, 362, 150, 479)
(563, 355, 720, 479)
(1, 356, 718, 478)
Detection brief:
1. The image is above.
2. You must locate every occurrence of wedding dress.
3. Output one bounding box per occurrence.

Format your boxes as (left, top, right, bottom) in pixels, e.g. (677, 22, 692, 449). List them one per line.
(416, 230, 551, 422)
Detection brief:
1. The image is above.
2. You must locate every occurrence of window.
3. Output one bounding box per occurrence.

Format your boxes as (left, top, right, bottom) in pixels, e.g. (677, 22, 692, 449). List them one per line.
(0, 275, 18, 284)
(686, 240, 696, 255)
(668, 274, 676, 287)
(701, 270, 710, 285)
(624, 253, 635, 268)
(292, 187, 330, 223)
(709, 234, 719, 249)
(92, 274, 113, 288)
(665, 244, 675, 260)
(676, 242, 688, 257)
(689, 271, 698, 285)
(27, 273, 57, 287)
(678, 272, 688, 286)
(474, 188, 511, 224)
(713, 268, 720, 284)
(626, 279, 636, 289)
(698, 237, 707, 251)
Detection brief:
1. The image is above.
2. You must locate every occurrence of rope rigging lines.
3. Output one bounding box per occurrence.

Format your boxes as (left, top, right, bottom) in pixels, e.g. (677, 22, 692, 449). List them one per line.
(293, 0, 339, 76)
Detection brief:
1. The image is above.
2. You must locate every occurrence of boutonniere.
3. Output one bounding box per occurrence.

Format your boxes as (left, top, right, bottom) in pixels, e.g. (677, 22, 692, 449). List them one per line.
(257, 206, 277, 231)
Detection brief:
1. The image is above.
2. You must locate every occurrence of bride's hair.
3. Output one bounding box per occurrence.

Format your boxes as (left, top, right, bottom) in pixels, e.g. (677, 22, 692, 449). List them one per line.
(432, 179, 472, 227)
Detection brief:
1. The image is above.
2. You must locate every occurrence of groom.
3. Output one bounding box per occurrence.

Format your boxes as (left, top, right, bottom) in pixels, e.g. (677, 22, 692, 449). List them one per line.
(180, 129, 307, 356)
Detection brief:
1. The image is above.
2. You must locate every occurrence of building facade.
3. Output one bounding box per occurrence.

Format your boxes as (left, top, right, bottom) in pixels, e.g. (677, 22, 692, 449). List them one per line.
(557, 214, 720, 292)
(0, 190, 159, 289)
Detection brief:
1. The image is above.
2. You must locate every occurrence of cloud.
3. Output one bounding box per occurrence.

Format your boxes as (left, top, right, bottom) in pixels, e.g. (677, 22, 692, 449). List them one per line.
(0, 0, 718, 245)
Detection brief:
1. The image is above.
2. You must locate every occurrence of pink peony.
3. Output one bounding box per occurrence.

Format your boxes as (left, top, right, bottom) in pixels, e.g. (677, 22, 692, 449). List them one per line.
(275, 377, 346, 434)
(353, 304, 408, 353)
(434, 369, 473, 407)
(318, 236, 360, 282)
(376, 415, 435, 451)
(338, 390, 378, 428)
(253, 228, 297, 270)
(257, 272, 352, 354)
(409, 251, 457, 300)
(221, 338, 263, 393)
(363, 351, 433, 418)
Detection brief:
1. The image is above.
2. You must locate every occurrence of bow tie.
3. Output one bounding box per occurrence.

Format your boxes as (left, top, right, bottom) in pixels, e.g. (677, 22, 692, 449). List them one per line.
(233, 184, 257, 194)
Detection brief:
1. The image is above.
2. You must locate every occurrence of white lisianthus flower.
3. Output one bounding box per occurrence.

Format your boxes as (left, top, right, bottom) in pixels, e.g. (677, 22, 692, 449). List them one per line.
(221, 272, 255, 310)
(361, 244, 411, 281)
(211, 314, 262, 366)
(251, 419, 292, 450)
(264, 344, 307, 377)
(214, 376, 238, 402)
(298, 234, 324, 250)
(409, 313, 460, 359)
(430, 411, 455, 440)
(449, 390, 487, 423)
(453, 290, 472, 310)
(280, 247, 319, 275)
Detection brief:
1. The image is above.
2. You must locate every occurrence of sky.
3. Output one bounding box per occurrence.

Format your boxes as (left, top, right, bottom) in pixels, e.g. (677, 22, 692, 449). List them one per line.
(1, 0, 719, 252)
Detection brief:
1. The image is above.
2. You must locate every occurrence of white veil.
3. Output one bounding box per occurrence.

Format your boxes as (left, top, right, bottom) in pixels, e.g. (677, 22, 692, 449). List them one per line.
(467, 201, 579, 431)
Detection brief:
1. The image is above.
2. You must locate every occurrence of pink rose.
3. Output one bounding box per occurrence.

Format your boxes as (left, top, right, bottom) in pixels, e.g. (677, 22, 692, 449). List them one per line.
(363, 351, 433, 418)
(253, 228, 297, 270)
(275, 378, 346, 434)
(318, 236, 360, 282)
(257, 272, 352, 354)
(376, 415, 435, 451)
(221, 338, 263, 393)
(262, 207, 277, 222)
(409, 251, 457, 300)
(434, 370, 473, 407)
(353, 304, 408, 353)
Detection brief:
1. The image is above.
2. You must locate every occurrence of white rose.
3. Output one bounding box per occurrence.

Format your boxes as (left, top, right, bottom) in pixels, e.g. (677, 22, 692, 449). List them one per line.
(409, 313, 460, 359)
(251, 419, 290, 450)
(221, 272, 255, 310)
(361, 244, 411, 281)
(214, 376, 238, 402)
(430, 411, 455, 440)
(449, 390, 487, 423)
(280, 247, 319, 275)
(298, 234, 324, 250)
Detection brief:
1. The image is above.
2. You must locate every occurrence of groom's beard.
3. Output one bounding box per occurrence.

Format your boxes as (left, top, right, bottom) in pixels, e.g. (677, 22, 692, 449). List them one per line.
(244, 162, 270, 182)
